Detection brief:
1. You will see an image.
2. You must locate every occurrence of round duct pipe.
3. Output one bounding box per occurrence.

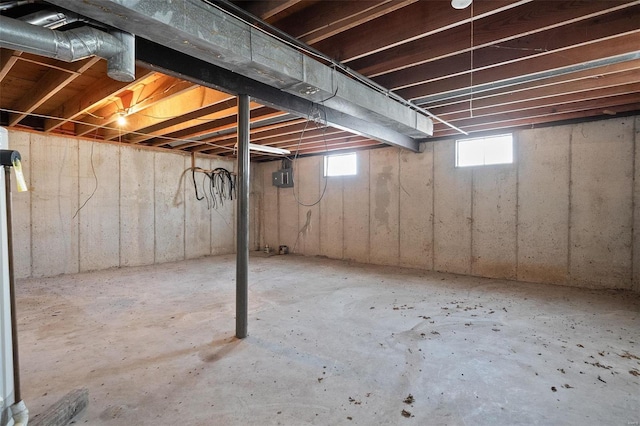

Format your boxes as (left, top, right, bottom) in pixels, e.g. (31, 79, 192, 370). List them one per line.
(107, 30, 135, 82)
(0, 15, 135, 82)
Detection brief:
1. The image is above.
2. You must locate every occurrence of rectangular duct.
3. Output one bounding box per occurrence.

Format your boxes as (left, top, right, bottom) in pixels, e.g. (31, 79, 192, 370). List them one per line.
(46, 0, 433, 151)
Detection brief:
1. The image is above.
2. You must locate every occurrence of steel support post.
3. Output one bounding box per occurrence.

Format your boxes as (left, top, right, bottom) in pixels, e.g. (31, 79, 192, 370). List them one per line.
(235, 94, 250, 339)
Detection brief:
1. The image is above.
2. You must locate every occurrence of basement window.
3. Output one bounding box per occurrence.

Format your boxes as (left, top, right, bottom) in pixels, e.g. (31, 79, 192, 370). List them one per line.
(324, 153, 357, 177)
(455, 134, 513, 167)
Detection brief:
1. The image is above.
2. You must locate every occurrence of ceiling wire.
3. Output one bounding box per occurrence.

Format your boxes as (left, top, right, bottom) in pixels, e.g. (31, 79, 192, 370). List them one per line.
(290, 107, 329, 208)
(290, 104, 331, 254)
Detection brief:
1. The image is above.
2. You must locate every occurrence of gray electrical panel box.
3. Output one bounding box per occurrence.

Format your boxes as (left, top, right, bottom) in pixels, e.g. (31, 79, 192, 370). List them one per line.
(272, 168, 294, 188)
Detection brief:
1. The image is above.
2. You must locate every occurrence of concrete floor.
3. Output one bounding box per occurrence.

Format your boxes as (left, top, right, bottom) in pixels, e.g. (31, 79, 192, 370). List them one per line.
(15, 255, 640, 425)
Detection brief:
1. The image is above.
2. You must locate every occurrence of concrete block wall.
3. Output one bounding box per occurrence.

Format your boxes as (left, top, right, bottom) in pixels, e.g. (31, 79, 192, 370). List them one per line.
(8, 129, 235, 279)
(255, 115, 640, 292)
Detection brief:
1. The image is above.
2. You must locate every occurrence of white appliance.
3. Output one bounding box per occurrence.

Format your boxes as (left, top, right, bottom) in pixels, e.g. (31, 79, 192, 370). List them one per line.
(0, 127, 15, 425)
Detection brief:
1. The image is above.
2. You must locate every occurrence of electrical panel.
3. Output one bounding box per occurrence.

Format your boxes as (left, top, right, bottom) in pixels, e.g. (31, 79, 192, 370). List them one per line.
(272, 168, 294, 188)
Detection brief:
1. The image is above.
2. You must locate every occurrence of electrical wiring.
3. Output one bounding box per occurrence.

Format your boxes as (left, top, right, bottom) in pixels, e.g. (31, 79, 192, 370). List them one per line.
(72, 130, 99, 219)
(291, 209, 312, 254)
(289, 105, 330, 254)
(190, 166, 236, 209)
(289, 103, 329, 208)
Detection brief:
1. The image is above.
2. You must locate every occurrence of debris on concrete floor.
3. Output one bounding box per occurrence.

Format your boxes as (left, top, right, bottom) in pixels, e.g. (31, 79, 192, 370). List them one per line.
(15, 255, 640, 425)
(401, 409, 413, 418)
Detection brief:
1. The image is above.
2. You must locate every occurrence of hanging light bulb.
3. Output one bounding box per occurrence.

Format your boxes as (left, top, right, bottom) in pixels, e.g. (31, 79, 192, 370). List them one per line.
(451, 0, 472, 9)
(117, 111, 127, 126)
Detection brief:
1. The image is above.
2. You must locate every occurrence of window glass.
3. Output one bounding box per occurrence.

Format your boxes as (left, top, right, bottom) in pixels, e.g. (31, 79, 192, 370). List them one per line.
(456, 134, 513, 167)
(324, 153, 357, 176)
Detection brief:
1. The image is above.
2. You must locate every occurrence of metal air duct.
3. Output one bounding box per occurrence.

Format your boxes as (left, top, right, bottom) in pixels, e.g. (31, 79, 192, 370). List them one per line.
(0, 14, 135, 82)
(18, 9, 87, 29)
(46, 0, 435, 150)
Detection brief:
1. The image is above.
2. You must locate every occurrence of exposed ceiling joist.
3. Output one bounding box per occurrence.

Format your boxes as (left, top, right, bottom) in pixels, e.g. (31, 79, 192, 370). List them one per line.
(353, 0, 639, 78)
(8, 56, 100, 126)
(43, 66, 155, 132)
(432, 93, 640, 136)
(0, 0, 638, 156)
(142, 101, 261, 146)
(311, 0, 531, 62)
(373, 3, 640, 90)
(432, 71, 640, 118)
(177, 117, 306, 151)
(123, 92, 236, 144)
(149, 107, 286, 149)
(240, 0, 304, 20)
(0, 49, 21, 82)
(440, 83, 640, 124)
(408, 41, 640, 105)
(47, 0, 431, 152)
(273, 0, 419, 45)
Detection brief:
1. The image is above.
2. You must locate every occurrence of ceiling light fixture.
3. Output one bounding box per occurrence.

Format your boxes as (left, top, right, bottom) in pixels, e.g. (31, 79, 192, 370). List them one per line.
(234, 142, 291, 155)
(116, 110, 127, 126)
(451, 0, 472, 9)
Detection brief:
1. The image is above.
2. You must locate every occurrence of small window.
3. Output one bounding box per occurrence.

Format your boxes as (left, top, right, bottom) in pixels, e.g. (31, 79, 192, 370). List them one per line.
(324, 153, 357, 177)
(455, 134, 513, 167)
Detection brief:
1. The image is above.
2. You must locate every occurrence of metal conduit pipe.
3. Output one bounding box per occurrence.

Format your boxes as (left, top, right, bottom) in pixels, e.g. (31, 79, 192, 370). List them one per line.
(0, 15, 135, 82)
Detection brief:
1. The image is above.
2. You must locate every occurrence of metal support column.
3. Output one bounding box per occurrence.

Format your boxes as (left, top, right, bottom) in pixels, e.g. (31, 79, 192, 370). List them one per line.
(235, 94, 250, 339)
